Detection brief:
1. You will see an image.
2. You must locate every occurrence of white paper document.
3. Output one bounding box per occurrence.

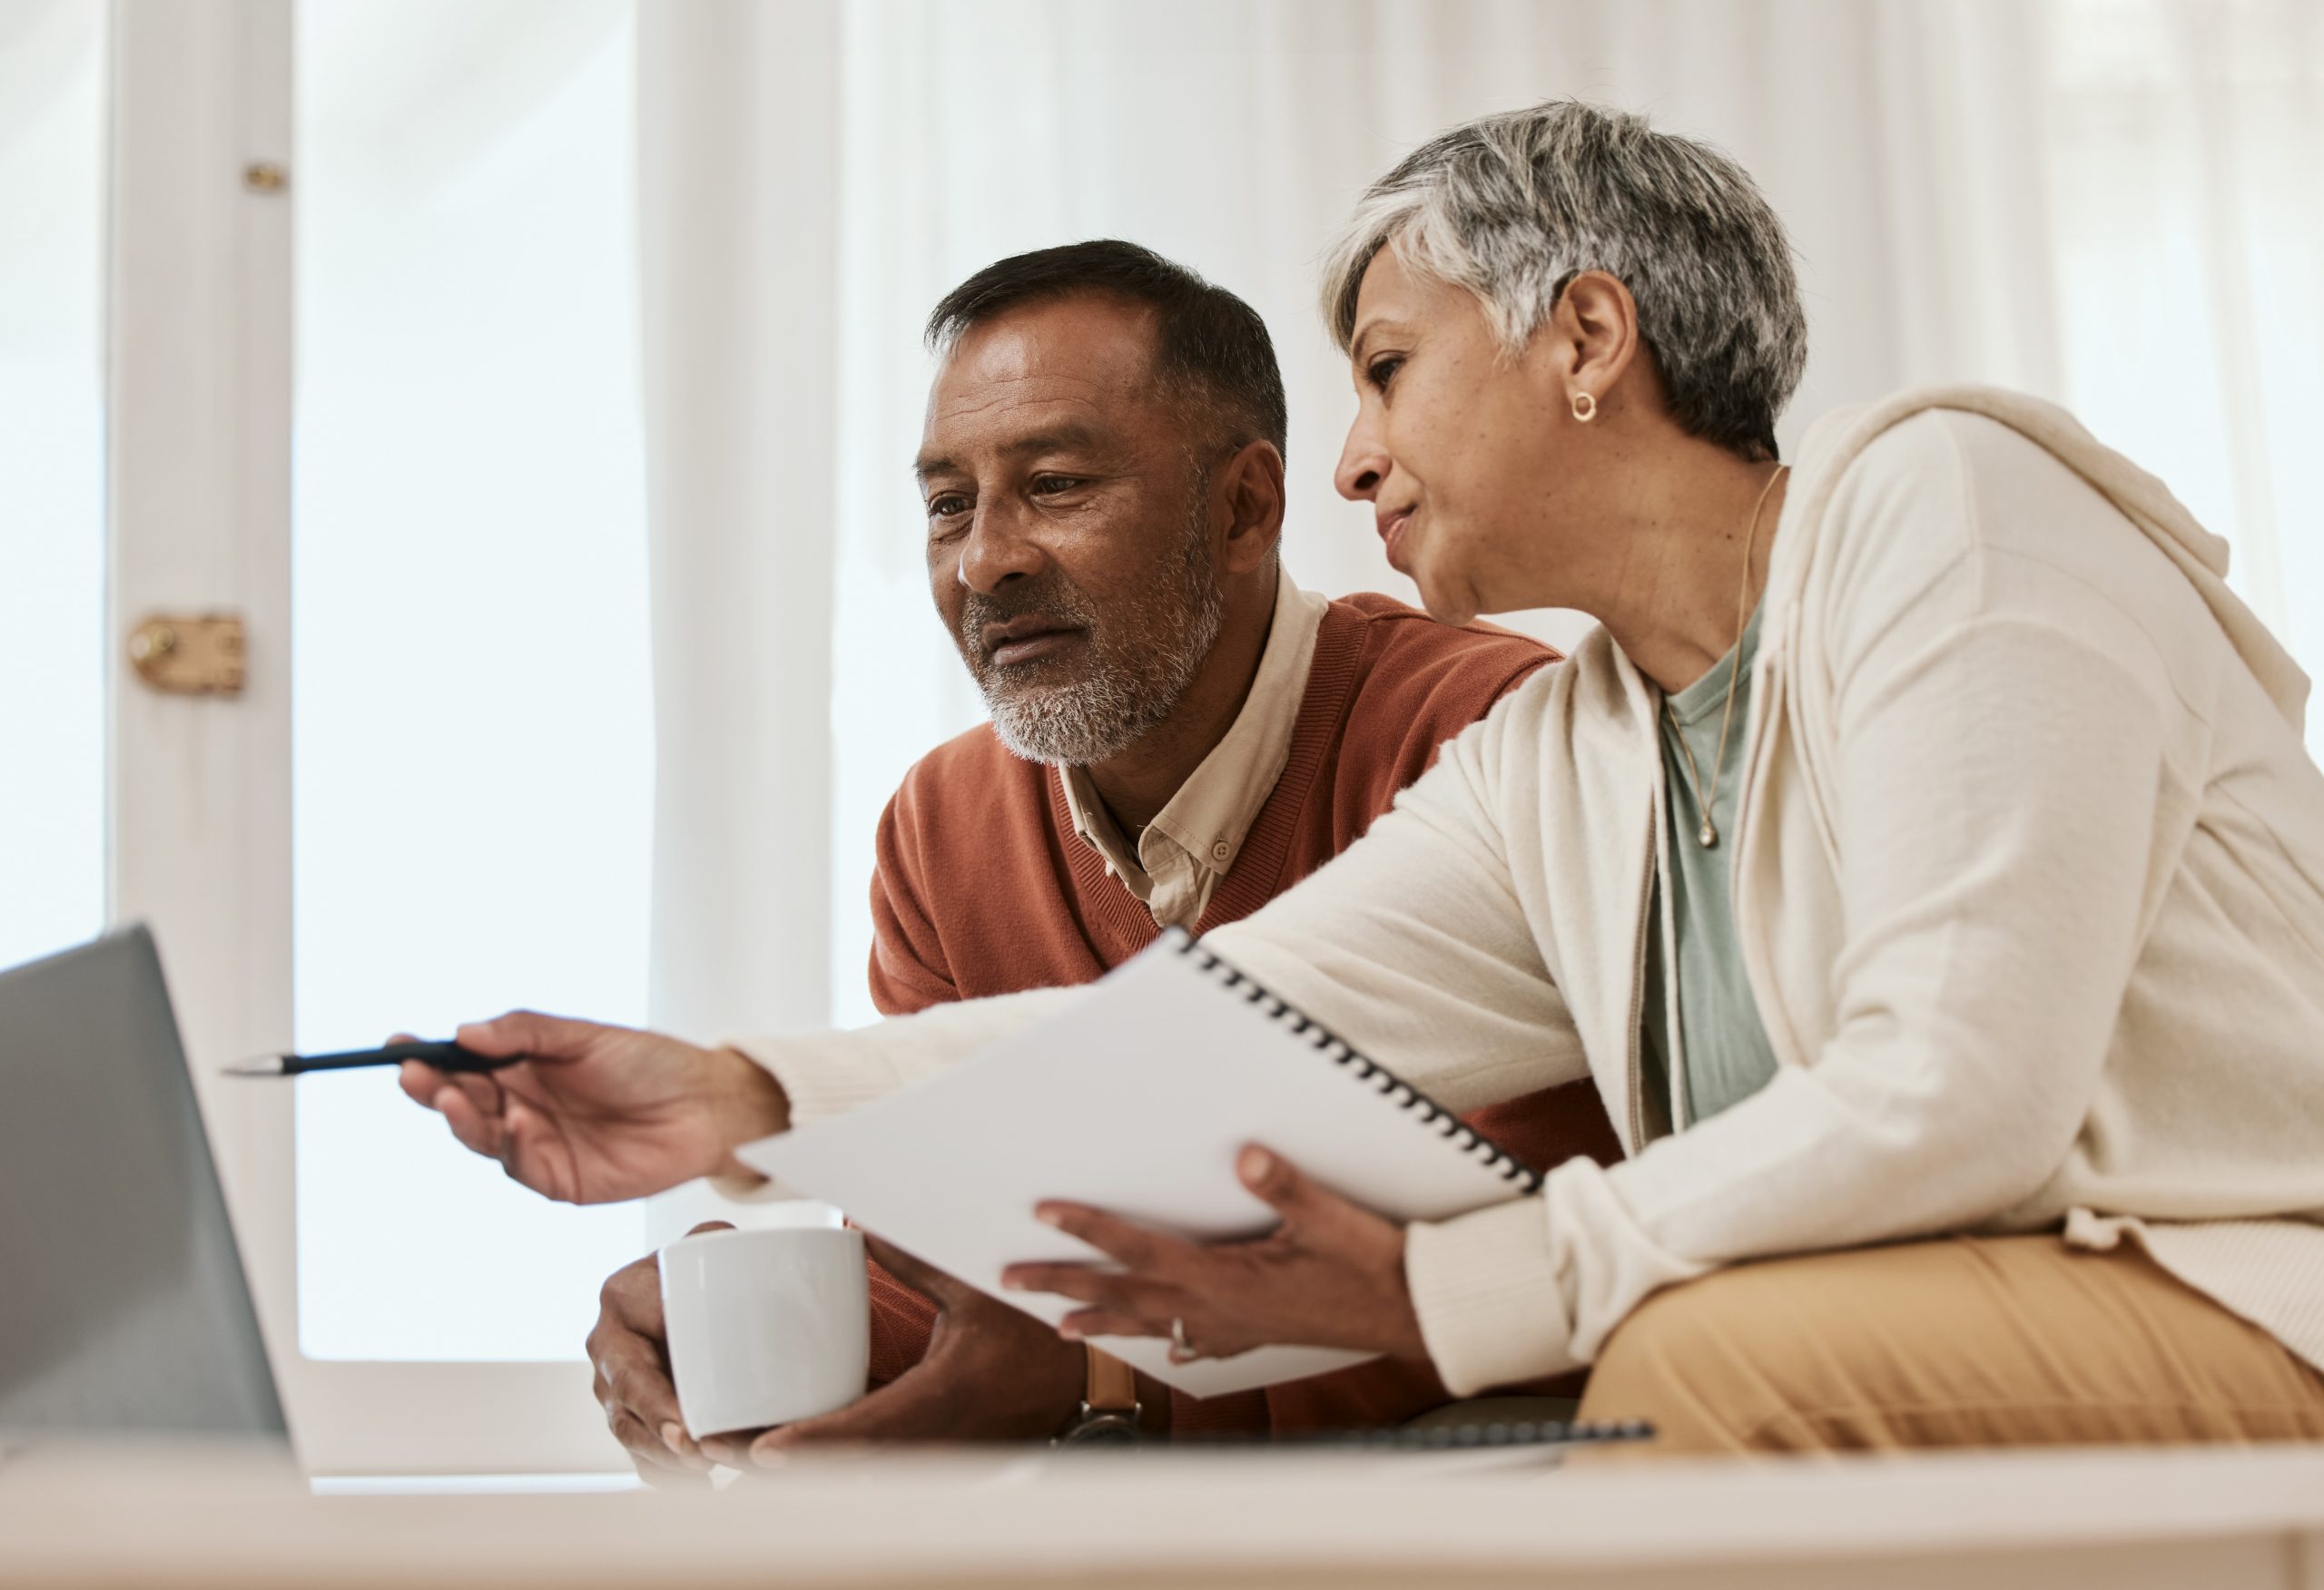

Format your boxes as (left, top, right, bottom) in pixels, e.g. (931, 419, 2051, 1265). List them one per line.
(739, 932, 1535, 1398)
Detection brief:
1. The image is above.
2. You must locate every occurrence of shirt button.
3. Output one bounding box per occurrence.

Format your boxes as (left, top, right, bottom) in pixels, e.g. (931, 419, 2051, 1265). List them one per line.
(1210, 841, 1232, 863)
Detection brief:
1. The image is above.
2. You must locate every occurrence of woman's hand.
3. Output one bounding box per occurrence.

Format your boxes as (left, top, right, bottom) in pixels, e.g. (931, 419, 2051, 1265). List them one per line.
(395, 1012, 789, 1204)
(1000, 1146, 1429, 1363)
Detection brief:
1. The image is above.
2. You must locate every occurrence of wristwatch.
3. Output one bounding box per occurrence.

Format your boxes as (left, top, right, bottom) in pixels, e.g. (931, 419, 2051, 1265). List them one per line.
(1052, 1347, 1144, 1446)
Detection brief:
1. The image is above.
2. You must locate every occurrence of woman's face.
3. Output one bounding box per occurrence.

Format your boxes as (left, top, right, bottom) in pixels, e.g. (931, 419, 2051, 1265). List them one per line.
(1333, 250, 1577, 626)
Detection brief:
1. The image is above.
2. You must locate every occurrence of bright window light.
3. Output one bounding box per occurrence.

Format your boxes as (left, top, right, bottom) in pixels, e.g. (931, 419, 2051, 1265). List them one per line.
(291, 0, 651, 1360)
(0, 0, 105, 974)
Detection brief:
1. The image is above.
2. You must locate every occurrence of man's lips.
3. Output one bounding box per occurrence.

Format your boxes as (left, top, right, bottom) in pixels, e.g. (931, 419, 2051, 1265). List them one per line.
(980, 619, 1087, 668)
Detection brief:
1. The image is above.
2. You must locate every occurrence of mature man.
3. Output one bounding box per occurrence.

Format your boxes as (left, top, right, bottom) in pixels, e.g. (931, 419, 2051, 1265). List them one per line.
(435, 242, 1617, 1478)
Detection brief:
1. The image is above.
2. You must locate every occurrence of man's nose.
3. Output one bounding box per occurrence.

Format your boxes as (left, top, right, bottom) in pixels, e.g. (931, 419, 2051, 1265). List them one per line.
(1334, 415, 1387, 503)
(955, 504, 1046, 594)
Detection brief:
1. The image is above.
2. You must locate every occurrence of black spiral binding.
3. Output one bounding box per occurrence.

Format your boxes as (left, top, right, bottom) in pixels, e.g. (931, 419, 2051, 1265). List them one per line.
(1166, 931, 1542, 1194)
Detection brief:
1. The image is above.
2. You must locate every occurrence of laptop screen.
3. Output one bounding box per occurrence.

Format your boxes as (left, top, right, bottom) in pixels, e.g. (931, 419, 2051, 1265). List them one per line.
(0, 927, 287, 1442)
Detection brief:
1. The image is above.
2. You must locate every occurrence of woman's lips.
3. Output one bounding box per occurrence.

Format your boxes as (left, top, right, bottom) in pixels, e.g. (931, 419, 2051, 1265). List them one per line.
(989, 628, 1084, 668)
(1378, 509, 1415, 573)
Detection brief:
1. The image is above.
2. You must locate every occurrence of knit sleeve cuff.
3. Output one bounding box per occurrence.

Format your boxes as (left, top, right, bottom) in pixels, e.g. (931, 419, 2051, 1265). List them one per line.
(724, 1030, 915, 1132)
(711, 986, 1090, 1194)
(1403, 1195, 1580, 1396)
(723, 987, 1077, 1140)
(694, 1036, 891, 1197)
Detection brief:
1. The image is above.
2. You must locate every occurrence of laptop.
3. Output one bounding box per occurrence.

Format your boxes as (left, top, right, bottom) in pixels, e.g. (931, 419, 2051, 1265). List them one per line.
(0, 926, 289, 1447)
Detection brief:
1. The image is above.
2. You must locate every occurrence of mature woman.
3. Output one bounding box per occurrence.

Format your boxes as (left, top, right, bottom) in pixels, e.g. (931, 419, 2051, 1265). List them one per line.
(411, 101, 2324, 1453)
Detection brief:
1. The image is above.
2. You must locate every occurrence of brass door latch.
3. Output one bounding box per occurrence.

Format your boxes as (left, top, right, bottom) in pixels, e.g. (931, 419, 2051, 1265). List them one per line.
(128, 613, 247, 696)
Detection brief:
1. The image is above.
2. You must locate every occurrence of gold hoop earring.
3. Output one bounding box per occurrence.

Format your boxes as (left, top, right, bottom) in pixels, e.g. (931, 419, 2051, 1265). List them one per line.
(1571, 391, 1598, 423)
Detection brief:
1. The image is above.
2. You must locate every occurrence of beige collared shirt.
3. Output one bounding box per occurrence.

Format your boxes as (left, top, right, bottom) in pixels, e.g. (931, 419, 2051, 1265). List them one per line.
(1059, 565, 1329, 929)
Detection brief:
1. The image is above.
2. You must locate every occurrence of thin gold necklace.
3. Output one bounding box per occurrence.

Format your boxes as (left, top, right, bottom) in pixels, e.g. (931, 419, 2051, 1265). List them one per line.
(1666, 464, 1788, 849)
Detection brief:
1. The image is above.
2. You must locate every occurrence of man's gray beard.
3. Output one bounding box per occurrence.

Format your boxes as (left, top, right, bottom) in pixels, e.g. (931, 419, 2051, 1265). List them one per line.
(970, 503, 1224, 767)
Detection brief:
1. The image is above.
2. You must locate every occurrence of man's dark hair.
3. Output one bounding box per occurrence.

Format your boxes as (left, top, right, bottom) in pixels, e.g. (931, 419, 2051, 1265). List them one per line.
(926, 240, 1289, 459)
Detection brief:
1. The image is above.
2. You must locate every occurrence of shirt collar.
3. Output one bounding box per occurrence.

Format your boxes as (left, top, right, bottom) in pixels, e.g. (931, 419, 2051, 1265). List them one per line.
(1061, 564, 1328, 891)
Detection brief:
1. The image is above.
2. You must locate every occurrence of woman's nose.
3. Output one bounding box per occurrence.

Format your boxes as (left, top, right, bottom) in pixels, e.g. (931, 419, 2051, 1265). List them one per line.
(1334, 420, 1386, 503)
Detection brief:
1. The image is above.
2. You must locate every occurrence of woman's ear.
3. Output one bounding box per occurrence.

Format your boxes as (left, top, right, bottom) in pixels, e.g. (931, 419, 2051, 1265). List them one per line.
(1216, 439, 1287, 575)
(1549, 270, 1643, 409)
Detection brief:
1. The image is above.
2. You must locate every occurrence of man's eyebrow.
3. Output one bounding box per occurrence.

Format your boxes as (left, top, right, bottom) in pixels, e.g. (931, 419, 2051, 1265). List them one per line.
(913, 425, 1111, 485)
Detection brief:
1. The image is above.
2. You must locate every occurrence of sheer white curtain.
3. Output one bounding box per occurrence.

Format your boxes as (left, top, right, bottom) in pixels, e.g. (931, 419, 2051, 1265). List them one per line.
(636, 0, 840, 1046)
(2042, 0, 2324, 747)
(636, 0, 2323, 1108)
(633, 0, 842, 1241)
(812, 0, 2059, 1029)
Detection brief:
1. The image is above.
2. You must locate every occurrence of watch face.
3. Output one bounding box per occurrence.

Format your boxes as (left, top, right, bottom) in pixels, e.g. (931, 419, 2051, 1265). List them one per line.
(1054, 1408, 1144, 1447)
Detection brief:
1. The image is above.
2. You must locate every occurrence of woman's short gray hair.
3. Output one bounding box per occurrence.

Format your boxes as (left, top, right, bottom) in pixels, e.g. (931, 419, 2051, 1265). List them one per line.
(1322, 100, 1807, 461)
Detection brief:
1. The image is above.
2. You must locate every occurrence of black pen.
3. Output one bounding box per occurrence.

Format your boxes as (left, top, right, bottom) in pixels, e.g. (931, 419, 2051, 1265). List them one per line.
(222, 1041, 514, 1078)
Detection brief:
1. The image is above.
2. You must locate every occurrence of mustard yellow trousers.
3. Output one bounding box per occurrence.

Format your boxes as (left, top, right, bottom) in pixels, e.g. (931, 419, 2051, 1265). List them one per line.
(1572, 1235, 2324, 1456)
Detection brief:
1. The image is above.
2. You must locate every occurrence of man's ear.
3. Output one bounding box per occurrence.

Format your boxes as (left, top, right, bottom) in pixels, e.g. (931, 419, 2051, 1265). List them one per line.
(1216, 439, 1286, 576)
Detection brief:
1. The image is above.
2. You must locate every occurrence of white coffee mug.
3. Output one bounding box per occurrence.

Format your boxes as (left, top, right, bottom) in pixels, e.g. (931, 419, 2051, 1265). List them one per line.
(659, 1220, 870, 1439)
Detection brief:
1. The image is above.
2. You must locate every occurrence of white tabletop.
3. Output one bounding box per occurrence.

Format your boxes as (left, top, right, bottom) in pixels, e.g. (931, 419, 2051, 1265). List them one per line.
(5, 1439, 2322, 1589)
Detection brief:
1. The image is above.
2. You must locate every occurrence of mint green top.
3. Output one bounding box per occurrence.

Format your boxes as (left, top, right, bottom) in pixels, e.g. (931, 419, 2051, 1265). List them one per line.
(1640, 601, 1780, 1132)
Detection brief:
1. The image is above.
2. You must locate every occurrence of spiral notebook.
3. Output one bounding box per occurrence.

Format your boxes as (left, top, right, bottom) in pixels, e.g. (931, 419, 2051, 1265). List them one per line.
(740, 929, 1539, 1398)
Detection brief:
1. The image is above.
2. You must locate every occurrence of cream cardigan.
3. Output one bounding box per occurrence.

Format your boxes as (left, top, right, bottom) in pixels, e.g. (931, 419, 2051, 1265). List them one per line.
(737, 389, 2324, 1397)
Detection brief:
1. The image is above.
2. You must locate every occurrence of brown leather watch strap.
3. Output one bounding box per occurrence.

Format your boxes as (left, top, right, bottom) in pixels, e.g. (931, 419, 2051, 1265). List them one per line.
(1084, 1347, 1138, 1412)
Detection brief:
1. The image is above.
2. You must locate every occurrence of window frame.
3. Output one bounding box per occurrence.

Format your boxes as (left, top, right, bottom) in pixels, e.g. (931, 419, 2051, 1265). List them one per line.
(106, 0, 625, 1476)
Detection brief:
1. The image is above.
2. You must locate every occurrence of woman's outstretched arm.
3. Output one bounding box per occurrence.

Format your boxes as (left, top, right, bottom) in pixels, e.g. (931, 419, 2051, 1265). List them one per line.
(739, 677, 1590, 1132)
